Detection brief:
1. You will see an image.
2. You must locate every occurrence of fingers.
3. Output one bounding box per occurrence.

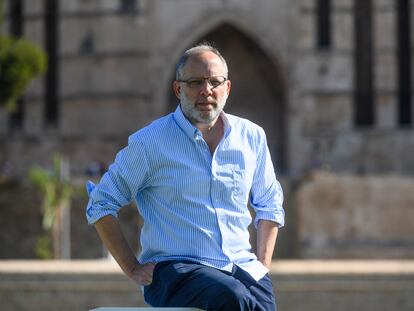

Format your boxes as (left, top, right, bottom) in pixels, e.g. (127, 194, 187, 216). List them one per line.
(141, 263, 155, 285)
(131, 262, 156, 286)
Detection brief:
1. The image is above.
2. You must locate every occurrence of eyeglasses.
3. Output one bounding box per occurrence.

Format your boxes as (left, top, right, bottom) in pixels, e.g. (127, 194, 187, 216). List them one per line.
(177, 76, 227, 89)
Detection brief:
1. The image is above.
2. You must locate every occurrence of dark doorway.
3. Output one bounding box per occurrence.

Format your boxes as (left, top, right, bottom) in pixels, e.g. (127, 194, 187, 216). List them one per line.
(168, 23, 287, 173)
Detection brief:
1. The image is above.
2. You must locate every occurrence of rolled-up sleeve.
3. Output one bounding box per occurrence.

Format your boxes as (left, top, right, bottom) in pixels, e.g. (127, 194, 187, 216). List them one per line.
(86, 138, 150, 225)
(250, 128, 285, 228)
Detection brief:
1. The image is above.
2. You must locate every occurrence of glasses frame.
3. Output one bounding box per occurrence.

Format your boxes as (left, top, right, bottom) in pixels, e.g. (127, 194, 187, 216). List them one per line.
(176, 76, 228, 89)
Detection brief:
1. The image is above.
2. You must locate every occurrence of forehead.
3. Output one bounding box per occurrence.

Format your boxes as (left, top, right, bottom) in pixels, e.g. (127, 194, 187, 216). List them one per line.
(182, 51, 226, 77)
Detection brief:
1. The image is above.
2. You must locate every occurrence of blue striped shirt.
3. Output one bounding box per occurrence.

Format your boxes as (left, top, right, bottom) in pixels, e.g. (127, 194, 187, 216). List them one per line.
(86, 105, 284, 280)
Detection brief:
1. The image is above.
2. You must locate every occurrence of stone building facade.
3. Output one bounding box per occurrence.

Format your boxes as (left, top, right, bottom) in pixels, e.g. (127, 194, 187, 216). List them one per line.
(1, 0, 413, 258)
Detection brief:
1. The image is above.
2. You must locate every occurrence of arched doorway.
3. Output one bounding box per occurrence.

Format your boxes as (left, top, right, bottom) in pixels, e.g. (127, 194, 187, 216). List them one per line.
(167, 23, 287, 173)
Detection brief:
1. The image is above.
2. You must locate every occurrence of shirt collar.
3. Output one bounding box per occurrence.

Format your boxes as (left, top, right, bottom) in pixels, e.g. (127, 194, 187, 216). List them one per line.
(173, 105, 199, 140)
(221, 111, 231, 136)
(173, 104, 232, 140)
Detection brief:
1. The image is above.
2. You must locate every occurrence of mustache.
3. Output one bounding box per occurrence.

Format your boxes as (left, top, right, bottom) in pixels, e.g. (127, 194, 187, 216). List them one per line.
(195, 98, 217, 105)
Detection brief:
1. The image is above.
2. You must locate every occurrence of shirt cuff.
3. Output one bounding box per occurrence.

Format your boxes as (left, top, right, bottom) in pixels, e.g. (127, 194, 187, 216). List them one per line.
(254, 208, 285, 228)
(86, 201, 119, 225)
(85, 181, 119, 225)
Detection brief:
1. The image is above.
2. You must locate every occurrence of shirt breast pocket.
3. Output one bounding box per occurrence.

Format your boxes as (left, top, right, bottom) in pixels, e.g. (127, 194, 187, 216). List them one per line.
(232, 168, 250, 205)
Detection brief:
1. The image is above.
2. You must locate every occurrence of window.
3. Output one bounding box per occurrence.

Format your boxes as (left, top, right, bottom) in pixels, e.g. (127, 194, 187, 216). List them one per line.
(354, 0, 374, 126)
(317, 0, 331, 49)
(8, 0, 24, 129)
(397, 0, 412, 126)
(9, 0, 23, 36)
(120, 0, 136, 13)
(44, 0, 59, 127)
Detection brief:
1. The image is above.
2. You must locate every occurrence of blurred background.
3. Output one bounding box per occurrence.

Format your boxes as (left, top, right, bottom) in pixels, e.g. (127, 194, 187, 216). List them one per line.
(0, 0, 413, 310)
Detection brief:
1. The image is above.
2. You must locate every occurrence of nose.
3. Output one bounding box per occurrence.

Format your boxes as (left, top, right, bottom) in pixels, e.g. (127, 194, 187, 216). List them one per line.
(199, 79, 213, 96)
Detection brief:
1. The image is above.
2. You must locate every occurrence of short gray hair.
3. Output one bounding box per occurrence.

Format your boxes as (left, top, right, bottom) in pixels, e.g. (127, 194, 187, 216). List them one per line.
(175, 43, 228, 80)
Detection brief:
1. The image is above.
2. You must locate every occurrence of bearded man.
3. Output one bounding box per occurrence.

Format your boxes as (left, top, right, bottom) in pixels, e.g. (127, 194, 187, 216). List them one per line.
(86, 43, 285, 311)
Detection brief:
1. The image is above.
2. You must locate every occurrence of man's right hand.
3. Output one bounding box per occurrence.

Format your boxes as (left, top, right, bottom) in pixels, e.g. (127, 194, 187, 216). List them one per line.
(94, 216, 156, 286)
(128, 262, 156, 286)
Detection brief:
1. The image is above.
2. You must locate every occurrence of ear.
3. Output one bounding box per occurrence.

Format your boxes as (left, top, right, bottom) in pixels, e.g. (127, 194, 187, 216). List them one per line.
(225, 79, 231, 96)
(173, 81, 181, 99)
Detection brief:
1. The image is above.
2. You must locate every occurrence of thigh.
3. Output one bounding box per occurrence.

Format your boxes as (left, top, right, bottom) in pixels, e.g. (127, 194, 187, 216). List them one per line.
(251, 274, 277, 311)
(144, 261, 256, 310)
(233, 267, 277, 311)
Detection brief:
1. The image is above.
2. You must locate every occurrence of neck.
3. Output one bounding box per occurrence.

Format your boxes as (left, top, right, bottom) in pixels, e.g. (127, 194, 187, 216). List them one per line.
(196, 116, 224, 155)
(195, 117, 220, 134)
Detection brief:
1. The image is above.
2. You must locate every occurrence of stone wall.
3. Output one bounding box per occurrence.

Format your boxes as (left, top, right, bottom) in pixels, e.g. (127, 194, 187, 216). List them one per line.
(1, 0, 412, 179)
(0, 179, 140, 259)
(1, 260, 413, 311)
(295, 171, 414, 258)
(294, 0, 414, 176)
(1, 0, 414, 261)
(1, 171, 413, 260)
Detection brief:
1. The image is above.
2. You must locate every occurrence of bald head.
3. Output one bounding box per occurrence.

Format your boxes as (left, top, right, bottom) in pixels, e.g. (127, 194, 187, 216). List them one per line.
(175, 44, 228, 80)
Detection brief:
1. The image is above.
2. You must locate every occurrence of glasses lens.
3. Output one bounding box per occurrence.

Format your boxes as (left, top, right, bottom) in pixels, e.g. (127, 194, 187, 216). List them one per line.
(182, 76, 226, 88)
(209, 76, 226, 87)
(187, 79, 204, 88)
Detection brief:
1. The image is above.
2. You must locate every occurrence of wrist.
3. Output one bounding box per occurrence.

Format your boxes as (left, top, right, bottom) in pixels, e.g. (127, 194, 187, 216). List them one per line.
(121, 260, 141, 278)
(258, 257, 271, 268)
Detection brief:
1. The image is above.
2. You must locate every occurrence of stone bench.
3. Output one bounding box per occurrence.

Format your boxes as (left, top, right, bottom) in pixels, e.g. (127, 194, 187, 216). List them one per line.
(91, 308, 203, 311)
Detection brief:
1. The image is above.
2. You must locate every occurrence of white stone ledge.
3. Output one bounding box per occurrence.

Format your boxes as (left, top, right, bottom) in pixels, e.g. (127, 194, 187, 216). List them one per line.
(91, 308, 202, 311)
(0, 259, 122, 274)
(1, 259, 414, 275)
(269, 260, 414, 275)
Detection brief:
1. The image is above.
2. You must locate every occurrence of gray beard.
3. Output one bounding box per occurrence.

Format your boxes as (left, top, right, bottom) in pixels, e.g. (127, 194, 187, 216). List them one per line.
(180, 93, 227, 124)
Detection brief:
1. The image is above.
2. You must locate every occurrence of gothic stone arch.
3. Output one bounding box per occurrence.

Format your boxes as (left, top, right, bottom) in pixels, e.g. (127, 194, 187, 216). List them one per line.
(166, 23, 288, 173)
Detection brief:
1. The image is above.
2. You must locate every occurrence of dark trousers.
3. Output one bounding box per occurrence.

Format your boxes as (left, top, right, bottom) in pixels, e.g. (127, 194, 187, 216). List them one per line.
(143, 260, 277, 311)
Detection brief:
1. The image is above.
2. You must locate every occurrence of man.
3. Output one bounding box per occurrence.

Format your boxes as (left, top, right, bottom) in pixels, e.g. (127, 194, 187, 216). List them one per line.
(86, 43, 285, 311)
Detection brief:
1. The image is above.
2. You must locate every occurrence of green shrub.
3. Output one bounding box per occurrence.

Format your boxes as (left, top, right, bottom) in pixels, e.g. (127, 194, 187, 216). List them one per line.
(0, 35, 47, 111)
(29, 154, 73, 259)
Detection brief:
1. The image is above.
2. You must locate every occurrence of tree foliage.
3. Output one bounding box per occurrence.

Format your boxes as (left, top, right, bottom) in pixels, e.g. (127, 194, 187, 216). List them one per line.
(0, 35, 47, 111)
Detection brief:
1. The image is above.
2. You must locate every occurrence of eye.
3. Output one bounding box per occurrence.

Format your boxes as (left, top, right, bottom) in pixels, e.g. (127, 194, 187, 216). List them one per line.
(210, 78, 223, 87)
(187, 79, 203, 88)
